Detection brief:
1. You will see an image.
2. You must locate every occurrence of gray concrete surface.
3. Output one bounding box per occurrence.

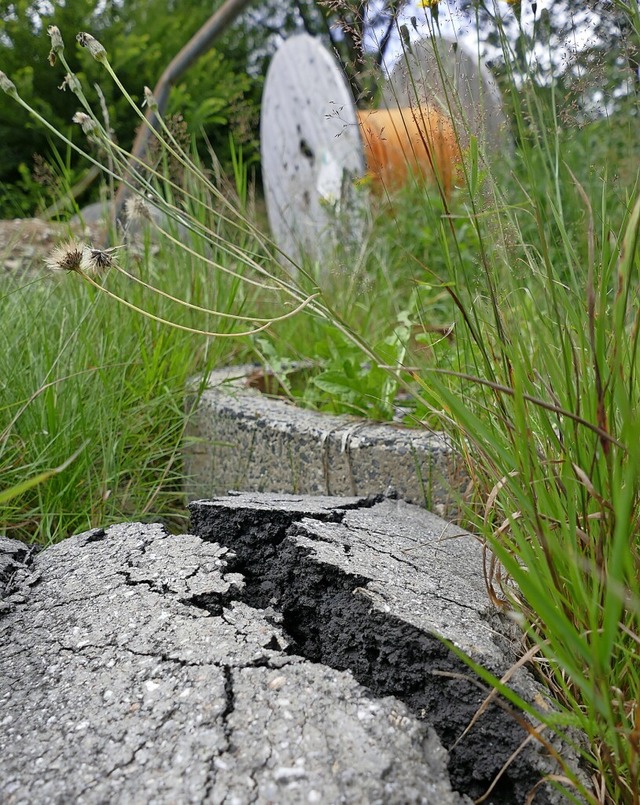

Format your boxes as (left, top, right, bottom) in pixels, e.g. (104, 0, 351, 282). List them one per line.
(1, 495, 586, 804)
(184, 366, 468, 518)
(0, 520, 468, 805)
(0, 535, 35, 608)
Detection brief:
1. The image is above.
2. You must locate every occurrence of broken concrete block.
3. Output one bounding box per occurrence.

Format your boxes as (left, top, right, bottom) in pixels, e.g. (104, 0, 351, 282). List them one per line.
(184, 366, 468, 518)
(0, 520, 468, 805)
(1, 494, 588, 804)
(190, 492, 588, 804)
(0, 536, 38, 612)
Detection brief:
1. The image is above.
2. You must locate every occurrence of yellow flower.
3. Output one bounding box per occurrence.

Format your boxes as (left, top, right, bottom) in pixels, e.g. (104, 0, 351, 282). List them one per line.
(419, 0, 440, 6)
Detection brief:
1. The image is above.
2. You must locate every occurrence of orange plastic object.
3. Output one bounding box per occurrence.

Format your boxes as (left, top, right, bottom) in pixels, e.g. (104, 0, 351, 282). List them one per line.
(357, 106, 460, 195)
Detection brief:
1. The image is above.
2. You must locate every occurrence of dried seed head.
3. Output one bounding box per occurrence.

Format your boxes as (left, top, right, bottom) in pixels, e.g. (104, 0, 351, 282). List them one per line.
(0, 71, 18, 99)
(48, 25, 64, 52)
(143, 86, 158, 112)
(59, 73, 82, 94)
(125, 196, 152, 223)
(76, 32, 107, 63)
(72, 111, 97, 135)
(45, 240, 86, 274)
(83, 247, 118, 274)
(47, 25, 64, 65)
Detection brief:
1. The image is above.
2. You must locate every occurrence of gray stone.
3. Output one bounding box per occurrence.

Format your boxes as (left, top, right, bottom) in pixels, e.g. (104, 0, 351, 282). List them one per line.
(73, 200, 192, 253)
(0, 520, 468, 805)
(0, 218, 101, 279)
(184, 366, 468, 518)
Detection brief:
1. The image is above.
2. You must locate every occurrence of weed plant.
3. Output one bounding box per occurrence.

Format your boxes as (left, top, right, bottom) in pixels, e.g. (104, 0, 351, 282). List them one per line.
(251, 183, 477, 421)
(1, 4, 639, 802)
(400, 4, 640, 802)
(0, 240, 245, 542)
(0, 29, 319, 543)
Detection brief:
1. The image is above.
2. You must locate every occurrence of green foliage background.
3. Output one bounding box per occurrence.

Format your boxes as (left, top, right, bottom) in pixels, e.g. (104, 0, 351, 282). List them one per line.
(0, 0, 262, 217)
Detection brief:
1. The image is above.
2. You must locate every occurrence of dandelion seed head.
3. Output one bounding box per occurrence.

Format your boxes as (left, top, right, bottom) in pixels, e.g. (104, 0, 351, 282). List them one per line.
(47, 26, 64, 65)
(143, 87, 158, 112)
(81, 246, 124, 274)
(60, 73, 82, 94)
(72, 111, 97, 135)
(45, 240, 86, 274)
(0, 71, 18, 99)
(83, 247, 119, 274)
(48, 26, 64, 51)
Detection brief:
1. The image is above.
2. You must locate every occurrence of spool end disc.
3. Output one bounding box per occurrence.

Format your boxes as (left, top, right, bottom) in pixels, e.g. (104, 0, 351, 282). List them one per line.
(260, 34, 366, 270)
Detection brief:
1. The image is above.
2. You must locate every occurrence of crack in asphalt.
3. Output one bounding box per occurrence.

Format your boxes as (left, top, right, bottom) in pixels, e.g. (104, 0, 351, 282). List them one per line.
(0, 500, 573, 805)
(187, 496, 562, 805)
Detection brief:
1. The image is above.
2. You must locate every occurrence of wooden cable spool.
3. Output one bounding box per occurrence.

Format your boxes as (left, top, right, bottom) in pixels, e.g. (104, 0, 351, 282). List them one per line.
(357, 107, 459, 196)
(260, 34, 365, 271)
(382, 36, 508, 155)
(260, 34, 502, 269)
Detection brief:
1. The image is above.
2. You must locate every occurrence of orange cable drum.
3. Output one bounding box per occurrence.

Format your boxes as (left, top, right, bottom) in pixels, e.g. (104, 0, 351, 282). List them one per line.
(357, 106, 461, 195)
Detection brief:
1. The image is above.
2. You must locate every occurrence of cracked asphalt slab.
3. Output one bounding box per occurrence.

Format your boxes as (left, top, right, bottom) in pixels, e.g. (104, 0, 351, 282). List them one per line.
(190, 493, 587, 804)
(1, 519, 469, 805)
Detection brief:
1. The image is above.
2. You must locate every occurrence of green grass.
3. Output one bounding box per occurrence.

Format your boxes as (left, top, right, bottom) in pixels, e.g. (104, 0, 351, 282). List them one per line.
(410, 179, 640, 801)
(1, 9, 640, 803)
(0, 245, 241, 544)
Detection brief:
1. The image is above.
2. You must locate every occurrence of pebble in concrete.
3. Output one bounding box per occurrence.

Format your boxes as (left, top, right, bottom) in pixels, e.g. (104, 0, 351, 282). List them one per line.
(0, 519, 468, 805)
